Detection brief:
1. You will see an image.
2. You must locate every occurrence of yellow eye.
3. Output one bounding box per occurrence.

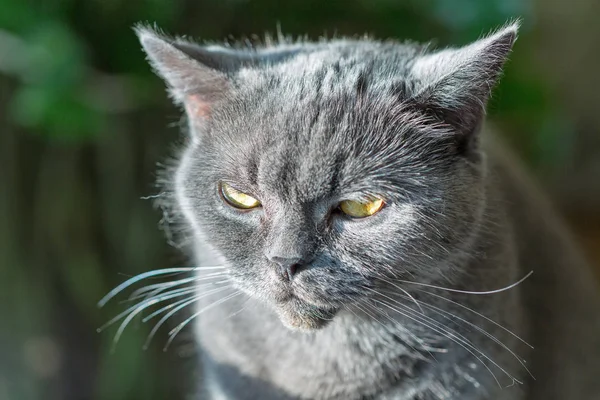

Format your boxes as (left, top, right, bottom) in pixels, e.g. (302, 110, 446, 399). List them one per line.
(220, 183, 261, 209)
(339, 197, 384, 218)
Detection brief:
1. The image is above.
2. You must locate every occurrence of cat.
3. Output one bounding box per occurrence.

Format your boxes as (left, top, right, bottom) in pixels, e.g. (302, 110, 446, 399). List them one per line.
(114, 20, 600, 399)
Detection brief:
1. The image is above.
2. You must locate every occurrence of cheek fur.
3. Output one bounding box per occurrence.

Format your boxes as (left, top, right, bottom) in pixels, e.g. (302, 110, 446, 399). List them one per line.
(327, 204, 419, 267)
(175, 149, 203, 236)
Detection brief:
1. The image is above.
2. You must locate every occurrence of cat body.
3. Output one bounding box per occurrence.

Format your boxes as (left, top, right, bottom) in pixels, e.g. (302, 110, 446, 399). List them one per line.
(193, 133, 600, 400)
(136, 22, 600, 399)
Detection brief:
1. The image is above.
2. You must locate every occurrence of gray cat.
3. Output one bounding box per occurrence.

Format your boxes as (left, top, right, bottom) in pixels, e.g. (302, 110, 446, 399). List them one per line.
(126, 21, 600, 399)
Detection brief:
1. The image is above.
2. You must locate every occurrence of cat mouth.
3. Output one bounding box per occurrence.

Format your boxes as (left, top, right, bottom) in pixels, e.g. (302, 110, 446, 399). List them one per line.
(274, 295, 338, 332)
(237, 276, 340, 331)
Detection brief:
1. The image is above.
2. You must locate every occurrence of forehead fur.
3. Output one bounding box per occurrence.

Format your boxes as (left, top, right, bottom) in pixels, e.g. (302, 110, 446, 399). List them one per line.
(204, 41, 455, 203)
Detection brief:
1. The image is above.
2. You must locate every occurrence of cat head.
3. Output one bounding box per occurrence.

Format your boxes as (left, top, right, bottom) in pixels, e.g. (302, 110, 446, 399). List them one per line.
(138, 22, 518, 331)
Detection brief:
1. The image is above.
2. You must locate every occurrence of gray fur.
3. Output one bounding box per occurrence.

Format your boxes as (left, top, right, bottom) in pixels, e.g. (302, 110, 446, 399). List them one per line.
(137, 21, 600, 399)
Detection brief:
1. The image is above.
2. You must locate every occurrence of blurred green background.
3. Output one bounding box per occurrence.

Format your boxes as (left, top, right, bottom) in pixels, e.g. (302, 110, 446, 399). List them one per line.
(1, 0, 599, 399)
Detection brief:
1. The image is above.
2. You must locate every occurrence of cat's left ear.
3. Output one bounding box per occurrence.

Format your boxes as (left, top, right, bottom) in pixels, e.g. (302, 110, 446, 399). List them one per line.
(410, 22, 519, 138)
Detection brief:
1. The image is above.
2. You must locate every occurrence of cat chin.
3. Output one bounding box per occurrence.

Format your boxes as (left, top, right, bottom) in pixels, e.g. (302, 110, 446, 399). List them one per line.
(273, 298, 338, 332)
(275, 308, 334, 332)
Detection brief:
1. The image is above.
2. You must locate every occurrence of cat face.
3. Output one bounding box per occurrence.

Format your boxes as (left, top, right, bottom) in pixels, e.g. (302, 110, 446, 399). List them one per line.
(139, 24, 517, 330)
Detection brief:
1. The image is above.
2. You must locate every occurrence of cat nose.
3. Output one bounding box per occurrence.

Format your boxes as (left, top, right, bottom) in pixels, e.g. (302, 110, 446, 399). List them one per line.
(267, 255, 302, 281)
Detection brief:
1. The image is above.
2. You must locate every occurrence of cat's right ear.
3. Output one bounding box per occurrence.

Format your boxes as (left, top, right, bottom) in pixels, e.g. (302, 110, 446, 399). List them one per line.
(135, 25, 230, 125)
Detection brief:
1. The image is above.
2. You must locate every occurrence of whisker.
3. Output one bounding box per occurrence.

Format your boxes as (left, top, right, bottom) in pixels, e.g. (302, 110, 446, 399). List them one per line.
(371, 295, 521, 387)
(127, 272, 227, 301)
(366, 286, 525, 384)
(372, 301, 448, 354)
(142, 296, 199, 323)
(105, 290, 202, 352)
(143, 285, 232, 350)
(117, 264, 225, 281)
(380, 288, 534, 379)
(164, 291, 242, 351)
(129, 272, 225, 297)
(374, 276, 425, 314)
(141, 280, 230, 322)
(352, 301, 440, 359)
(97, 288, 198, 333)
(143, 297, 202, 350)
(371, 296, 504, 387)
(98, 266, 226, 307)
(223, 297, 252, 320)
(393, 271, 533, 295)
(416, 289, 533, 349)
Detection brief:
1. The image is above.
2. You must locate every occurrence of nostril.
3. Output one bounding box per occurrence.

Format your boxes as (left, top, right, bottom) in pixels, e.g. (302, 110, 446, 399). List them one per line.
(267, 254, 308, 281)
(278, 263, 299, 281)
(288, 263, 298, 279)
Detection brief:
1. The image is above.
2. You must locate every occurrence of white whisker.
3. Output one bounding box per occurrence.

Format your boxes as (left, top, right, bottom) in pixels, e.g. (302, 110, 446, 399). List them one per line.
(97, 288, 198, 334)
(380, 288, 534, 379)
(416, 289, 533, 349)
(371, 294, 522, 387)
(143, 285, 232, 350)
(164, 291, 242, 351)
(107, 289, 202, 352)
(141, 280, 230, 323)
(372, 296, 505, 387)
(98, 266, 226, 307)
(223, 297, 252, 320)
(353, 301, 439, 358)
(374, 276, 425, 314)
(393, 271, 533, 296)
(142, 296, 199, 323)
(127, 272, 227, 301)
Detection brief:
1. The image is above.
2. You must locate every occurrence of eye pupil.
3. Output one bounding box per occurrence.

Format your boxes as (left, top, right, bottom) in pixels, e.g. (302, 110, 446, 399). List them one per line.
(339, 198, 384, 218)
(220, 183, 261, 209)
